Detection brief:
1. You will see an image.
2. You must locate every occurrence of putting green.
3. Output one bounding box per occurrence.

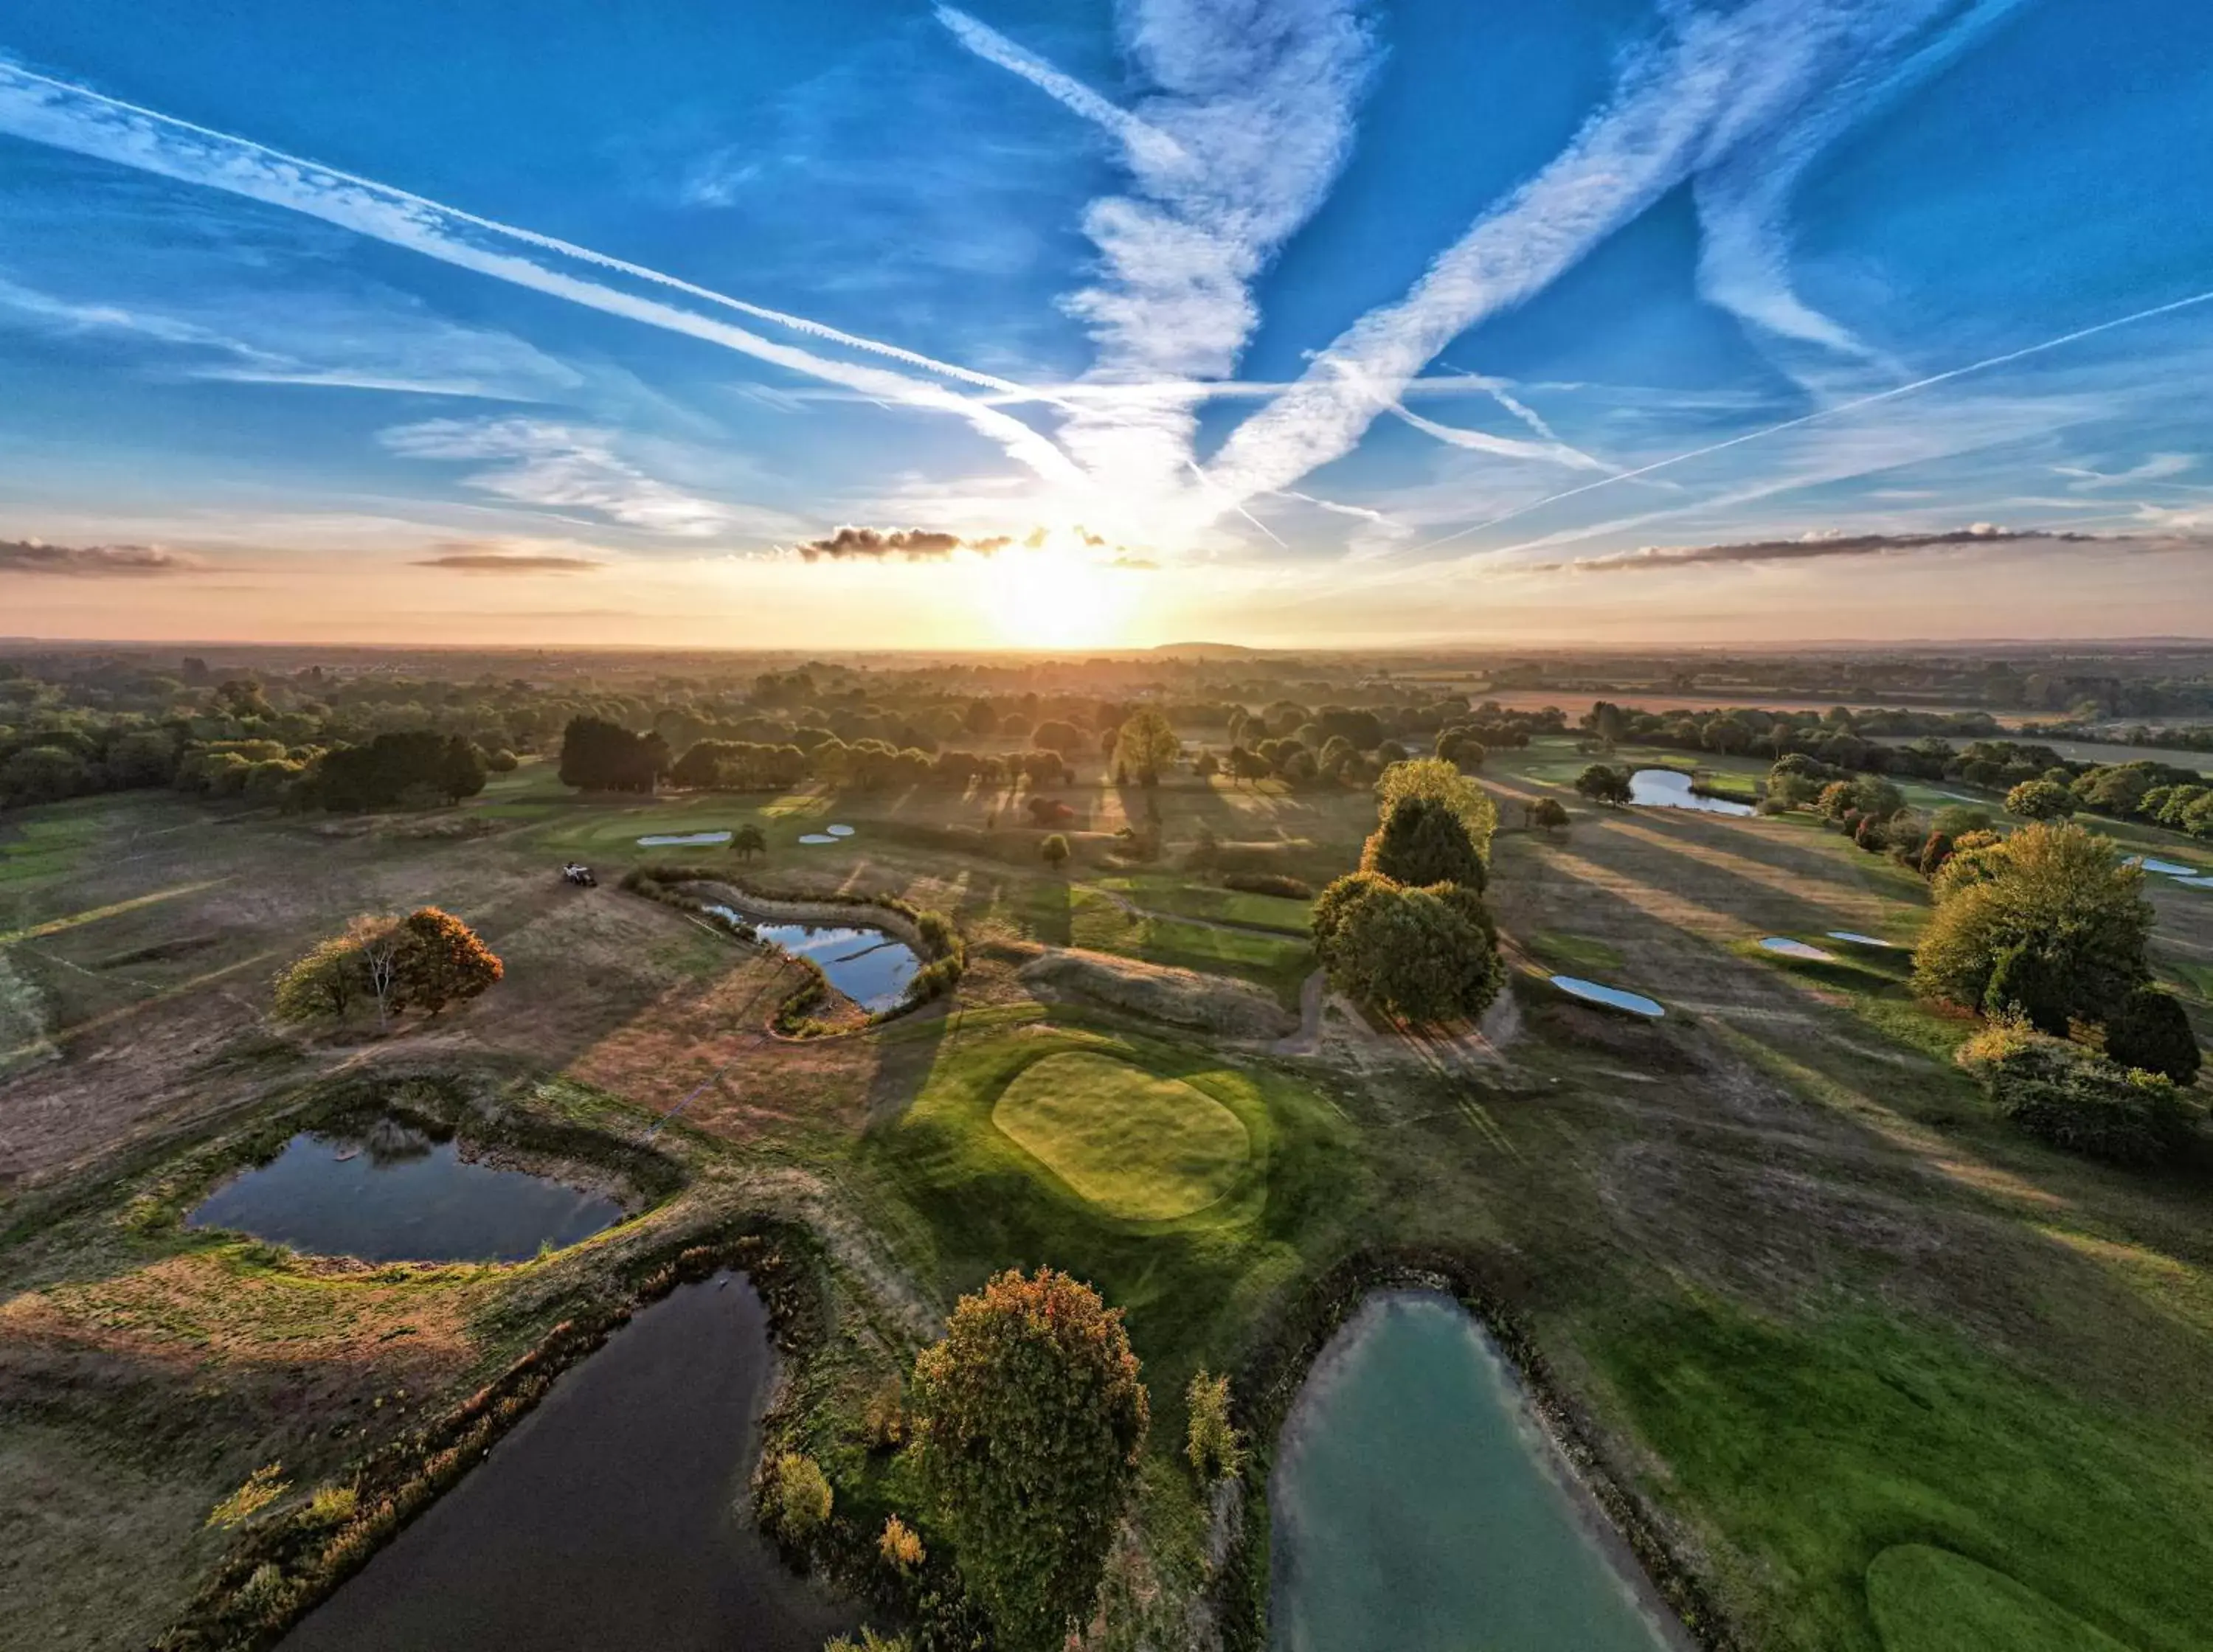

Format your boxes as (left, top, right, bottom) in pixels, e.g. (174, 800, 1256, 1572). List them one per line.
(1866, 1544, 2132, 1652)
(991, 1051, 1252, 1221)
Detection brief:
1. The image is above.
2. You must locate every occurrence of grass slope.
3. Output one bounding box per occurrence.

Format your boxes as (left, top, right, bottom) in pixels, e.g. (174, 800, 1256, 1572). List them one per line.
(992, 1050, 1253, 1221)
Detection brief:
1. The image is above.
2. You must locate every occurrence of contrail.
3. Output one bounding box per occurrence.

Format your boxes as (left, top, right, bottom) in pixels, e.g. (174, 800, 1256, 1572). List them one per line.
(1414, 286, 2213, 555)
(0, 61, 1030, 397)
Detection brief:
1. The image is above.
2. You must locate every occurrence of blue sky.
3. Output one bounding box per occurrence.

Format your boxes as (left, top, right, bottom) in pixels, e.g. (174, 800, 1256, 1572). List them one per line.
(1, 0, 2210, 646)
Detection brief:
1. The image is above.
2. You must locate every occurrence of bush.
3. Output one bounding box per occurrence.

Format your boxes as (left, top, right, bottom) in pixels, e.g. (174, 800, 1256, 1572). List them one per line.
(1041, 832, 1071, 871)
(765, 1451, 832, 1538)
(879, 1513, 926, 1574)
(2105, 988, 2203, 1084)
(1959, 1021, 2193, 1165)
(1185, 1369, 1243, 1482)
(1222, 872, 1312, 900)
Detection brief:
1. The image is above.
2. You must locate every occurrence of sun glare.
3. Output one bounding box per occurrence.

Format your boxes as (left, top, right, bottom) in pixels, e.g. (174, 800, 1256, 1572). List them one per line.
(978, 545, 1138, 649)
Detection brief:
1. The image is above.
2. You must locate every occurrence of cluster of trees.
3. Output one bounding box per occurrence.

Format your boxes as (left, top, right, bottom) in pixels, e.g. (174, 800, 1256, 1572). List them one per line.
(1911, 822, 2200, 1152)
(272, 908, 504, 1027)
(561, 712, 1083, 796)
(1311, 760, 1505, 1026)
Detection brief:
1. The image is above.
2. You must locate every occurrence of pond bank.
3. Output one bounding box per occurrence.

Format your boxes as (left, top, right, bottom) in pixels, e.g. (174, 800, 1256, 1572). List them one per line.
(1213, 1248, 1735, 1652)
(1270, 1291, 1687, 1652)
(156, 1220, 831, 1652)
(281, 1270, 856, 1652)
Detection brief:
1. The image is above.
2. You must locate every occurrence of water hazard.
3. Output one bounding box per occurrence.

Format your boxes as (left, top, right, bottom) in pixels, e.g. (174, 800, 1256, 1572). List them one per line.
(705, 904, 921, 1012)
(1629, 769, 1756, 816)
(1270, 1294, 1680, 1652)
(186, 1128, 623, 1263)
(283, 1274, 858, 1652)
(1550, 975, 1664, 1018)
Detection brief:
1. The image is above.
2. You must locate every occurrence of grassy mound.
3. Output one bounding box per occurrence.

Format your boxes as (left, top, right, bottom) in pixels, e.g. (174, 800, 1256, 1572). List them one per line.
(1866, 1544, 2130, 1652)
(992, 1051, 1252, 1220)
(1017, 948, 1297, 1038)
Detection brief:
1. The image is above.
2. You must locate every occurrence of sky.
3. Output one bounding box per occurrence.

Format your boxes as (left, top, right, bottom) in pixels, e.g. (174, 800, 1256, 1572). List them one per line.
(1, 0, 2211, 650)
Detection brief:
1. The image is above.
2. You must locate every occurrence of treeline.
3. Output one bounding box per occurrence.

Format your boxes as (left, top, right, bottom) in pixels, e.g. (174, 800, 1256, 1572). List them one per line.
(1582, 701, 2208, 838)
(557, 717, 1077, 796)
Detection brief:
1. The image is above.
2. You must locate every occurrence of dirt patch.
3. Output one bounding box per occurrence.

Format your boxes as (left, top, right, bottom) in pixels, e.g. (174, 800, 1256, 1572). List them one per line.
(1018, 946, 1297, 1040)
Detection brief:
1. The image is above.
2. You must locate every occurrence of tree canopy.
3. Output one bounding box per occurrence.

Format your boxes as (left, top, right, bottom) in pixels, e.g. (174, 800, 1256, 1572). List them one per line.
(1312, 870, 1504, 1027)
(1374, 757, 1497, 863)
(1360, 794, 1486, 892)
(1914, 822, 2153, 1034)
(910, 1268, 1149, 1651)
(1112, 708, 1182, 787)
(558, 716, 668, 794)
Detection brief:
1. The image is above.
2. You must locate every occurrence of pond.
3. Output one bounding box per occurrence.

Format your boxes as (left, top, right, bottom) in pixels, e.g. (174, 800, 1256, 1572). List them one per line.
(637, 830, 733, 847)
(1759, 937, 1837, 962)
(1629, 769, 1756, 816)
(1550, 975, 1664, 1018)
(283, 1273, 858, 1652)
(1270, 1294, 1680, 1652)
(186, 1127, 624, 1263)
(703, 905, 923, 1013)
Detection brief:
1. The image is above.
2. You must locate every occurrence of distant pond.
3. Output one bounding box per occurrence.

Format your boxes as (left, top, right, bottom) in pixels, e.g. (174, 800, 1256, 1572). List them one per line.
(705, 906, 921, 1013)
(186, 1125, 624, 1263)
(1270, 1294, 1681, 1652)
(283, 1273, 858, 1652)
(1629, 769, 1756, 816)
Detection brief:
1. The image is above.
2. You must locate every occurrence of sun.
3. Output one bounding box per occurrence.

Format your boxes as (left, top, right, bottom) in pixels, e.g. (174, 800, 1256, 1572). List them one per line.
(977, 545, 1138, 648)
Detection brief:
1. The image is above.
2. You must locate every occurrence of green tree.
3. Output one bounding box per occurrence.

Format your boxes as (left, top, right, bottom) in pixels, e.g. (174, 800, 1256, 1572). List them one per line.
(0, 744, 91, 807)
(2105, 987, 2202, 1084)
(1914, 822, 2152, 1033)
(2006, 778, 2077, 820)
(1361, 794, 1486, 891)
(1112, 708, 1182, 787)
(392, 907, 503, 1017)
(910, 1268, 1149, 1651)
(1375, 757, 1497, 861)
(733, 822, 768, 861)
(1574, 764, 1633, 807)
(272, 934, 363, 1023)
(1040, 832, 1070, 872)
(1531, 796, 1570, 834)
(1314, 874, 1504, 1026)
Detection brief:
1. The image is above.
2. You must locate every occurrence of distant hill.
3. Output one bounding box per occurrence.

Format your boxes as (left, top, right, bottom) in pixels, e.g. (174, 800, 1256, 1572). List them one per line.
(1148, 640, 1256, 658)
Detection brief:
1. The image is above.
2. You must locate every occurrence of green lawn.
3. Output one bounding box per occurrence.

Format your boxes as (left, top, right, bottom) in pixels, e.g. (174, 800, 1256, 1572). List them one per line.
(991, 1050, 1253, 1221)
(1866, 1544, 2133, 1652)
(1603, 1300, 2213, 1652)
(1090, 874, 1313, 934)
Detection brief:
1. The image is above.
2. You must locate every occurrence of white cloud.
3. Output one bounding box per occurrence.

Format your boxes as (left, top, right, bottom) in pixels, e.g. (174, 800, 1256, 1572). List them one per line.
(0, 273, 583, 400)
(0, 61, 1090, 490)
(940, 0, 1377, 527)
(380, 417, 749, 537)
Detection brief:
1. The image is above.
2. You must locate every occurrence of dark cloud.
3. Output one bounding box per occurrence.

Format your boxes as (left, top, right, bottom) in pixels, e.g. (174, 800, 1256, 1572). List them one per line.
(414, 551, 604, 573)
(788, 522, 1155, 566)
(1541, 526, 2103, 575)
(794, 524, 969, 561)
(0, 538, 197, 577)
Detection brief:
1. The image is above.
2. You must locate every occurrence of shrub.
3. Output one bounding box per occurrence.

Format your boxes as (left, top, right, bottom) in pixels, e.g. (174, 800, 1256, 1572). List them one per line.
(207, 1464, 289, 1529)
(2105, 988, 2203, 1084)
(1041, 832, 1071, 871)
(304, 1484, 359, 1527)
(1222, 872, 1312, 900)
(879, 1513, 927, 1574)
(1185, 1369, 1243, 1482)
(1959, 1022, 2192, 1165)
(825, 1632, 910, 1652)
(485, 747, 520, 773)
(766, 1451, 833, 1538)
